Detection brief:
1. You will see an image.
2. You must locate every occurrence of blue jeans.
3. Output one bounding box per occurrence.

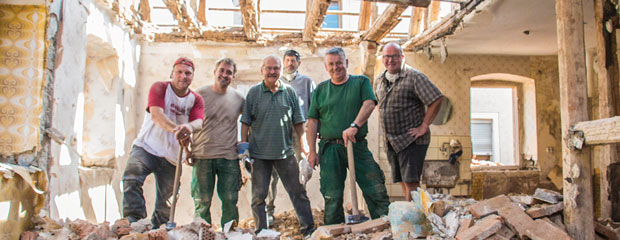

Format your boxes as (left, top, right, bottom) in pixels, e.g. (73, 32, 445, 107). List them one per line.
(251, 155, 315, 235)
(122, 146, 176, 229)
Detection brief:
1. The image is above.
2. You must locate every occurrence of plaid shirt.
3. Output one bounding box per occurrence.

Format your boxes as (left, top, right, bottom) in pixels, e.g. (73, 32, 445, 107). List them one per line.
(375, 65, 443, 152)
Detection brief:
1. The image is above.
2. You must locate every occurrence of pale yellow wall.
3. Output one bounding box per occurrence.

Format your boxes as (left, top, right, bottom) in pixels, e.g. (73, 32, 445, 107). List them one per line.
(0, 5, 45, 155)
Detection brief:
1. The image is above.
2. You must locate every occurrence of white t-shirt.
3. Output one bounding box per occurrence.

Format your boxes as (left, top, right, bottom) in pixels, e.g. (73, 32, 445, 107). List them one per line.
(133, 81, 204, 165)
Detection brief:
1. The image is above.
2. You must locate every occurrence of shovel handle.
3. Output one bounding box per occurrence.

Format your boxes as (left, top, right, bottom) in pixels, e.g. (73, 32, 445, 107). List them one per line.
(347, 141, 360, 215)
(169, 144, 184, 224)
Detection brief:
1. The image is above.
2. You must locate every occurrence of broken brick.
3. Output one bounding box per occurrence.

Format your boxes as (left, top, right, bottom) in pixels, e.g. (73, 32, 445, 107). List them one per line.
(456, 218, 473, 236)
(146, 228, 169, 240)
(430, 200, 452, 217)
(496, 202, 535, 239)
(595, 222, 620, 240)
(20, 231, 38, 240)
(486, 225, 515, 240)
(350, 218, 389, 234)
(468, 195, 512, 219)
(369, 230, 391, 240)
(525, 219, 573, 240)
(547, 166, 563, 190)
(533, 188, 562, 204)
(525, 202, 564, 218)
(548, 214, 566, 231)
(509, 195, 535, 206)
(455, 214, 503, 240)
(69, 219, 97, 239)
(315, 224, 351, 236)
(112, 218, 132, 237)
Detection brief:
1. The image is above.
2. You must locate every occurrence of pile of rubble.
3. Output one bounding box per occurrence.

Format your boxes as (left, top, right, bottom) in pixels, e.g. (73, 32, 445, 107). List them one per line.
(238, 208, 325, 239)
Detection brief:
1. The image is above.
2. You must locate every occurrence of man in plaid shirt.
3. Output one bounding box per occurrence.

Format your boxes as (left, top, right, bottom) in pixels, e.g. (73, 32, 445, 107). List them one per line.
(375, 42, 444, 201)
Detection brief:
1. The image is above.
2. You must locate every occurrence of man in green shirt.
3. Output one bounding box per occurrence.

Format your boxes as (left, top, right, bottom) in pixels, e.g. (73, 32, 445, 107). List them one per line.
(306, 47, 390, 224)
(240, 55, 314, 236)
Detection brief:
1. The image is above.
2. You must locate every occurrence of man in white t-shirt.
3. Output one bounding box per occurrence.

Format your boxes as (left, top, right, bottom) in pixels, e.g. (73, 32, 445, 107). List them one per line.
(190, 58, 245, 227)
(122, 57, 204, 229)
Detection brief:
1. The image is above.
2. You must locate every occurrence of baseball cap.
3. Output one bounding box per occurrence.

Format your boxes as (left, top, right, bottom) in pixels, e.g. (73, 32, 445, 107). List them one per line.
(173, 57, 195, 70)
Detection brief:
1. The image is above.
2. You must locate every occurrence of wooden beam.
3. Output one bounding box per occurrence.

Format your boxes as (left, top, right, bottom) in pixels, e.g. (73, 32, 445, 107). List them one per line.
(572, 117, 620, 146)
(139, 0, 151, 22)
(198, 0, 207, 25)
(239, 0, 260, 40)
(409, 7, 424, 37)
(359, 1, 372, 31)
(304, 0, 331, 42)
(402, 0, 484, 51)
(359, 41, 377, 82)
(594, 0, 620, 221)
(427, 1, 441, 24)
(162, 0, 201, 36)
(556, 0, 595, 238)
(361, 3, 408, 42)
(362, 0, 431, 7)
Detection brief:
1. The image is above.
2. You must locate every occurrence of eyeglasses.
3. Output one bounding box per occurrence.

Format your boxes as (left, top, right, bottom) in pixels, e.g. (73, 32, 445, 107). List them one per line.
(383, 54, 402, 60)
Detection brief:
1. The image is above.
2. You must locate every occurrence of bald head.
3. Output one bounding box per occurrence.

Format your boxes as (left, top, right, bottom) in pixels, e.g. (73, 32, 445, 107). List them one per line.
(382, 42, 405, 74)
(383, 42, 403, 55)
(262, 55, 282, 68)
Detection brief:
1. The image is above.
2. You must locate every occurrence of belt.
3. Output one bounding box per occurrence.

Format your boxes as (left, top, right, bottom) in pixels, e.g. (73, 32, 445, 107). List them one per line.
(321, 137, 365, 145)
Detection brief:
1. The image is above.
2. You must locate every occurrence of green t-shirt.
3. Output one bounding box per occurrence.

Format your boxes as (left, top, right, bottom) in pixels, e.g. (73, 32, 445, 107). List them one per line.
(241, 80, 305, 159)
(307, 75, 377, 140)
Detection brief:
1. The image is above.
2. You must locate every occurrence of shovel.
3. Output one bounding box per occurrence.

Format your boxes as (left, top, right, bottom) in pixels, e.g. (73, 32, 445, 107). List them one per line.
(166, 143, 184, 230)
(346, 141, 369, 224)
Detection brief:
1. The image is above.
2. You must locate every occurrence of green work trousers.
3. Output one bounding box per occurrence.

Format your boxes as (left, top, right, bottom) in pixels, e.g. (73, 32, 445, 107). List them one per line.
(318, 140, 390, 225)
(191, 158, 241, 227)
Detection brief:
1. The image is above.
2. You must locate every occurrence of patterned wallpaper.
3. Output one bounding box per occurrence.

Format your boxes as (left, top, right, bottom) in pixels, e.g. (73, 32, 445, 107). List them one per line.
(0, 5, 45, 155)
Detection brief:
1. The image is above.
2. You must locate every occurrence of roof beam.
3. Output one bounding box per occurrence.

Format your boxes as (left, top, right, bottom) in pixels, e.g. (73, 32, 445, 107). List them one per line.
(162, 0, 201, 36)
(402, 0, 484, 51)
(408, 7, 424, 37)
(239, 0, 260, 40)
(139, 0, 151, 22)
(304, 0, 331, 42)
(359, 1, 372, 31)
(360, 3, 408, 42)
(362, 0, 431, 7)
(197, 0, 207, 25)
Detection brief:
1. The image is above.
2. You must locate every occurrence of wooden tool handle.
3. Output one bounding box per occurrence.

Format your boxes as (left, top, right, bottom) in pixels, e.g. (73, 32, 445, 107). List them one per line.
(347, 141, 360, 215)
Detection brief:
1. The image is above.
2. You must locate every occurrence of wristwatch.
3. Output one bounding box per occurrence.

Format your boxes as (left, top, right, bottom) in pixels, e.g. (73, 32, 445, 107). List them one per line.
(350, 122, 360, 129)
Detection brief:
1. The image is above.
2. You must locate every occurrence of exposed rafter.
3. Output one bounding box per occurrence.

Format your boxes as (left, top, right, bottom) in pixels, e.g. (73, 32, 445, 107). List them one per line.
(402, 0, 485, 51)
(359, 1, 372, 31)
(362, 0, 431, 7)
(360, 3, 408, 42)
(139, 0, 151, 22)
(239, 0, 260, 40)
(197, 0, 207, 25)
(304, 0, 331, 42)
(162, 0, 201, 36)
(408, 7, 424, 37)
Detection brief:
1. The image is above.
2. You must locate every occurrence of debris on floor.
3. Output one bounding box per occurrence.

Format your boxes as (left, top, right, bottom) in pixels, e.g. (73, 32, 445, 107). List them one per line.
(17, 188, 620, 239)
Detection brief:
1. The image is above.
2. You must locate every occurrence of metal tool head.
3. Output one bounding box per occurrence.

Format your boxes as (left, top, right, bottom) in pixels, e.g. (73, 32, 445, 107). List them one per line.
(165, 222, 176, 231)
(345, 214, 369, 224)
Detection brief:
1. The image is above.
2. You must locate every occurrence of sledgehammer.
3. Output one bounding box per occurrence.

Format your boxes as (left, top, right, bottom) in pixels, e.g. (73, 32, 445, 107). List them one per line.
(166, 143, 184, 230)
(346, 141, 369, 224)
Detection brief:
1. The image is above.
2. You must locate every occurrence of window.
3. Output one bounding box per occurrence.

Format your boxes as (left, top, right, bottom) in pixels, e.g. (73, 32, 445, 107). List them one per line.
(471, 119, 493, 156)
(322, 0, 340, 28)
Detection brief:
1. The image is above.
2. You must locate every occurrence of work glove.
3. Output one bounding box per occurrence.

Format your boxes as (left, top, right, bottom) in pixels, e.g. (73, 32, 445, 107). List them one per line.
(299, 155, 313, 188)
(237, 142, 253, 185)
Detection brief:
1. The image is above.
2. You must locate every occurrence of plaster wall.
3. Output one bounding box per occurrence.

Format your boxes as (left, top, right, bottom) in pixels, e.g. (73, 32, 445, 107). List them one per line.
(46, 0, 141, 224)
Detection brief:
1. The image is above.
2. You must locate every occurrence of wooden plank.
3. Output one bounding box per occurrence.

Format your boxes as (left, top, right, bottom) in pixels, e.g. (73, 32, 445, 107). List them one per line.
(303, 0, 331, 42)
(402, 0, 484, 51)
(359, 1, 372, 31)
(139, 0, 151, 22)
(573, 116, 620, 145)
(409, 7, 424, 37)
(359, 41, 377, 82)
(197, 0, 206, 25)
(594, 0, 620, 220)
(239, 0, 260, 40)
(428, 1, 441, 23)
(162, 0, 201, 36)
(362, 0, 431, 7)
(360, 3, 408, 42)
(555, 0, 595, 238)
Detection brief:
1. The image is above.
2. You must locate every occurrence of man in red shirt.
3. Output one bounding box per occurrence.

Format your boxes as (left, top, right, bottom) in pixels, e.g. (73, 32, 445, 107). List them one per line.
(122, 57, 204, 229)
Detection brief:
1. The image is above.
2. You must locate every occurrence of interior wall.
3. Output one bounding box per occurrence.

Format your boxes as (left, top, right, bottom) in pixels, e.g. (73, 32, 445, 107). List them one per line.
(0, 4, 46, 161)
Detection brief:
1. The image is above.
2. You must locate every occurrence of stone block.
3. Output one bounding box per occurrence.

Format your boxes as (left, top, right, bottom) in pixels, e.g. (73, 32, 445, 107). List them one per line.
(455, 214, 503, 240)
(526, 202, 563, 218)
(496, 203, 535, 239)
(533, 188, 562, 204)
(350, 217, 389, 234)
(525, 219, 573, 240)
(468, 194, 512, 219)
(509, 195, 535, 206)
(456, 218, 473, 236)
